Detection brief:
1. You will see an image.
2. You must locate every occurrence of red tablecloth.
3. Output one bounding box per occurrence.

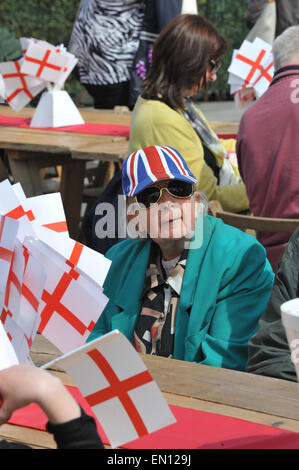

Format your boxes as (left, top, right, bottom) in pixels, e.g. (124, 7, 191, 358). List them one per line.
(0, 114, 130, 138)
(8, 384, 299, 449)
(0, 114, 237, 141)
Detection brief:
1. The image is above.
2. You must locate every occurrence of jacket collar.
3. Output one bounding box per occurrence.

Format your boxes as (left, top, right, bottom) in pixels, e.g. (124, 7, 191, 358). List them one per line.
(270, 65, 299, 87)
(112, 215, 216, 323)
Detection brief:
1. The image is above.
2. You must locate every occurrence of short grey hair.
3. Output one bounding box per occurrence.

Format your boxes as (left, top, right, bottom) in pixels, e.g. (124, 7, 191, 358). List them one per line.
(273, 26, 299, 71)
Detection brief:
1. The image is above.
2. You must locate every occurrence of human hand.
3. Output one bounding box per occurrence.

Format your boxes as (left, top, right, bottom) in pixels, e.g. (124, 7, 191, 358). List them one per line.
(0, 364, 80, 425)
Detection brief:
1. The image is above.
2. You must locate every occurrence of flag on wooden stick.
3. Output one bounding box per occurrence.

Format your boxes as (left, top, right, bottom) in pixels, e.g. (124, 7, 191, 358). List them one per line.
(42, 330, 176, 448)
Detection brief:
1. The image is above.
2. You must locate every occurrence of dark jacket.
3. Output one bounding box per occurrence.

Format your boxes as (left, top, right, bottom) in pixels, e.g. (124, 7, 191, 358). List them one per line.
(245, 0, 299, 36)
(0, 408, 104, 449)
(247, 227, 299, 382)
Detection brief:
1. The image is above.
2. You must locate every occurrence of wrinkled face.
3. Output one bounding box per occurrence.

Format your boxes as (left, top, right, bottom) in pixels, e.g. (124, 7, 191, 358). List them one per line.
(127, 180, 201, 242)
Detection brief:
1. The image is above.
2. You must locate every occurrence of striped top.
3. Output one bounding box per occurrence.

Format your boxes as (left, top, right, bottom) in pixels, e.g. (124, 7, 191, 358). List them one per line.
(69, 0, 145, 86)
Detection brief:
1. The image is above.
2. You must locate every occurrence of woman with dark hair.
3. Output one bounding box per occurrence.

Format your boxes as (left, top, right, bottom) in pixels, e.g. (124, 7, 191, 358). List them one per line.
(128, 14, 249, 213)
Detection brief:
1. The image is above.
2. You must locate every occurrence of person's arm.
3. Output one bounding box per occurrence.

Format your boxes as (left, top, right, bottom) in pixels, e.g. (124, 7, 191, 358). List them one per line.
(0, 365, 104, 449)
(244, 0, 267, 29)
(247, 228, 299, 382)
(198, 236, 274, 371)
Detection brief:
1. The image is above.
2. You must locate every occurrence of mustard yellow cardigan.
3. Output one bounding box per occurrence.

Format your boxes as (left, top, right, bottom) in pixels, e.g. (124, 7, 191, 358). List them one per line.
(128, 97, 249, 212)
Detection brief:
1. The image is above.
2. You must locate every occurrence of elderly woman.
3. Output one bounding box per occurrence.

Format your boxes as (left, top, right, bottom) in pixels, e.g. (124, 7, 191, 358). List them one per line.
(88, 145, 274, 371)
(128, 14, 249, 213)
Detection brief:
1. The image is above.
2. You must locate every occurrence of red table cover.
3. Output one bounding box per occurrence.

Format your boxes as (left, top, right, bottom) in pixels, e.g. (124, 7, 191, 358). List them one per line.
(7, 385, 299, 449)
(0, 114, 130, 138)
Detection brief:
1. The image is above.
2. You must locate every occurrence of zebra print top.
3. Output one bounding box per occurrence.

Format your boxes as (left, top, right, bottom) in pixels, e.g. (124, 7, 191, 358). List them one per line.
(69, 0, 145, 86)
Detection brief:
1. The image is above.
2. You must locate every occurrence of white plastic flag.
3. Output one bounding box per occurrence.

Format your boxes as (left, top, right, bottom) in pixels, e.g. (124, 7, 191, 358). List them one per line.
(0, 179, 69, 241)
(0, 58, 46, 111)
(21, 43, 73, 84)
(23, 192, 69, 235)
(35, 225, 111, 286)
(0, 240, 46, 364)
(0, 215, 19, 298)
(0, 179, 36, 242)
(23, 237, 109, 353)
(42, 330, 176, 448)
(228, 37, 274, 107)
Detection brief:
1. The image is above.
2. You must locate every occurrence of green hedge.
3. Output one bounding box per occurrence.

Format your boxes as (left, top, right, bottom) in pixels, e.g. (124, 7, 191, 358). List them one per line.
(0, 0, 249, 102)
(197, 0, 249, 99)
(0, 0, 83, 101)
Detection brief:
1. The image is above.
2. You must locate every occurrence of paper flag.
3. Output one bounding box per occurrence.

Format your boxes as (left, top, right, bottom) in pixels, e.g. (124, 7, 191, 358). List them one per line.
(1, 239, 46, 364)
(0, 58, 46, 112)
(23, 237, 109, 353)
(228, 37, 274, 107)
(0, 320, 19, 370)
(0, 179, 69, 241)
(21, 42, 75, 85)
(34, 225, 111, 287)
(0, 215, 19, 298)
(42, 330, 176, 448)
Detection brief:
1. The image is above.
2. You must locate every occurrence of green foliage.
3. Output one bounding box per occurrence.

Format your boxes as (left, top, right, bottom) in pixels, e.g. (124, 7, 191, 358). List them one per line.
(197, 0, 249, 99)
(0, 0, 250, 102)
(0, 27, 22, 62)
(0, 0, 84, 104)
(0, 0, 81, 45)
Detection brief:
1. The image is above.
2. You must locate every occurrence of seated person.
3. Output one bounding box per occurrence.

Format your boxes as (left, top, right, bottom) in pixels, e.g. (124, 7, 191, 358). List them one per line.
(88, 145, 274, 371)
(247, 226, 299, 382)
(0, 364, 104, 449)
(128, 14, 249, 213)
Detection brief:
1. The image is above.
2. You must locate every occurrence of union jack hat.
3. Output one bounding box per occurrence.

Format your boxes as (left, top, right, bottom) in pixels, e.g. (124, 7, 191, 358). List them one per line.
(122, 145, 198, 197)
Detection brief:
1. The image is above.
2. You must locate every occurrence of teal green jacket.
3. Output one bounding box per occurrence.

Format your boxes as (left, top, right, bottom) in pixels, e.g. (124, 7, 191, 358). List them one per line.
(88, 216, 274, 371)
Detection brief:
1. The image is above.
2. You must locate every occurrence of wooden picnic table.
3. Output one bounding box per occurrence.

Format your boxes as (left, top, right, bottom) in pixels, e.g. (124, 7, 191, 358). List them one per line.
(1, 334, 299, 449)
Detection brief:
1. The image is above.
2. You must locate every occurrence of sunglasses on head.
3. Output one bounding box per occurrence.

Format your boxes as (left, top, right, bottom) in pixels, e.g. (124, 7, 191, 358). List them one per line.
(209, 58, 222, 74)
(134, 180, 195, 208)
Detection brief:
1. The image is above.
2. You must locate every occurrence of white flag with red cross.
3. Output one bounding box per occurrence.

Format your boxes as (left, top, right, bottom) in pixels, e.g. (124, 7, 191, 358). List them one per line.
(34, 225, 111, 287)
(42, 330, 176, 448)
(228, 37, 274, 107)
(0, 215, 19, 299)
(21, 192, 69, 236)
(23, 236, 109, 353)
(0, 240, 46, 364)
(0, 58, 46, 112)
(21, 42, 76, 85)
(0, 179, 69, 241)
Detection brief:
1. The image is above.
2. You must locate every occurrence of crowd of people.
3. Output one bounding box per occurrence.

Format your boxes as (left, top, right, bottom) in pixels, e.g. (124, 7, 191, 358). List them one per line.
(2, 3, 299, 450)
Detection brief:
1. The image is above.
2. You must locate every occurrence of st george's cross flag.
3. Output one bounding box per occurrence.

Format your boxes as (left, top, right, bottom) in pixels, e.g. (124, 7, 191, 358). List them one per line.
(228, 37, 274, 107)
(0, 58, 46, 111)
(0, 239, 46, 364)
(34, 225, 111, 287)
(42, 330, 176, 448)
(0, 179, 69, 241)
(21, 42, 77, 85)
(0, 215, 19, 299)
(22, 236, 109, 353)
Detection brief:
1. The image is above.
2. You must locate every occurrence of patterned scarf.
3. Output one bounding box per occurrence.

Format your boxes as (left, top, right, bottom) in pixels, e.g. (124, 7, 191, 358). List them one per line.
(133, 242, 188, 357)
(182, 98, 241, 186)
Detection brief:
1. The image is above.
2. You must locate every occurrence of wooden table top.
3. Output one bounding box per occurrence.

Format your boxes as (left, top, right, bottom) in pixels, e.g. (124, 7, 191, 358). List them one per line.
(1, 334, 299, 449)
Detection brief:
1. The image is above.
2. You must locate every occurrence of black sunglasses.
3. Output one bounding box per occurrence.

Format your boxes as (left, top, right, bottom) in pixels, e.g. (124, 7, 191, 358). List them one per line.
(134, 180, 194, 209)
(209, 58, 222, 74)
